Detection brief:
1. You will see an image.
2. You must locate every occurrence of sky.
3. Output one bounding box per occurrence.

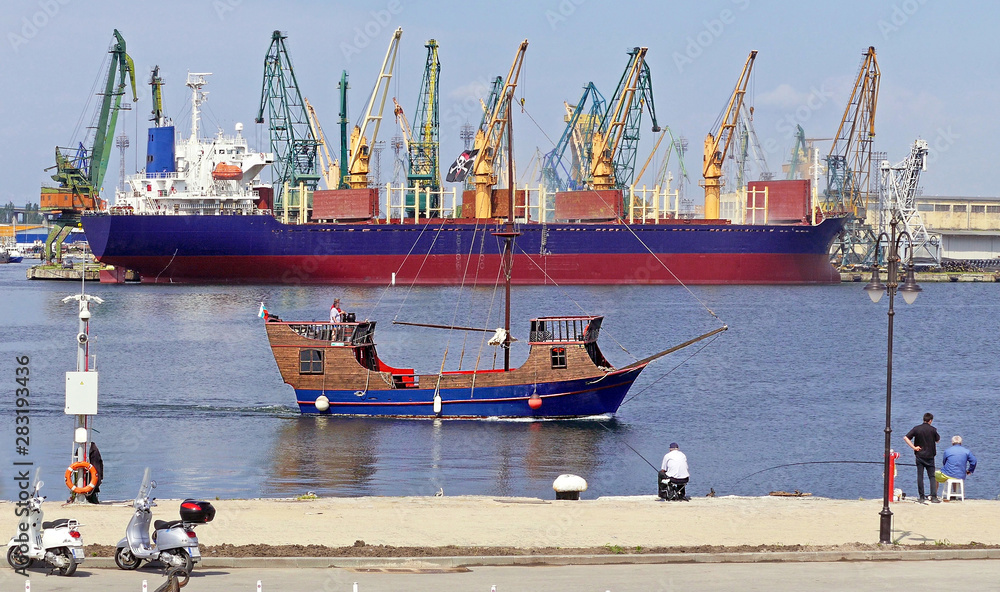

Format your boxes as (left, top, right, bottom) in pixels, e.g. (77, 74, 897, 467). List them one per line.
(0, 0, 994, 207)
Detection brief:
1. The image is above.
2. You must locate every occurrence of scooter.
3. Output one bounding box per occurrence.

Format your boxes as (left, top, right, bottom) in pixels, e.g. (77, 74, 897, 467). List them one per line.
(6, 468, 85, 576)
(115, 468, 215, 573)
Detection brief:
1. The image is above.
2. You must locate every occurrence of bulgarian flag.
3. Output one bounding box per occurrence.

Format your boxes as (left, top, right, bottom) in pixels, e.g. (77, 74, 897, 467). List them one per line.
(257, 302, 269, 321)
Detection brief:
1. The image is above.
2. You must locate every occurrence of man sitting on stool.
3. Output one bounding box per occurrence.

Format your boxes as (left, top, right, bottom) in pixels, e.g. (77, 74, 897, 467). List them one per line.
(658, 442, 690, 501)
(941, 435, 977, 491)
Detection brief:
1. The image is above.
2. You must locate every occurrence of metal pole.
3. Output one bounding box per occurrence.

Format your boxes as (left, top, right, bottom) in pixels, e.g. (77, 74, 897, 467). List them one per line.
(879, 219, 897, 544)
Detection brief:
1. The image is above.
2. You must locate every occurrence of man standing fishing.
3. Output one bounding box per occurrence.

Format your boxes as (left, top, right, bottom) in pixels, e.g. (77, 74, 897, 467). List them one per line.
(903, 412, 940, 503)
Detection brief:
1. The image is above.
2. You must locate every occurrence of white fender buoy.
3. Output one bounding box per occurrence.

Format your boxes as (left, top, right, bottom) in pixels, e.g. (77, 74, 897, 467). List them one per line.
(433, 393, 442, 414)
(314, 395, 330, 412)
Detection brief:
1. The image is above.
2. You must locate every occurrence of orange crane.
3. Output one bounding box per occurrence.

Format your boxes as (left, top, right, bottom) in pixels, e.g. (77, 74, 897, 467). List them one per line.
(701, 50, 756, 220)
(469, 39, 528, 218)
(303, 97, 339, 190)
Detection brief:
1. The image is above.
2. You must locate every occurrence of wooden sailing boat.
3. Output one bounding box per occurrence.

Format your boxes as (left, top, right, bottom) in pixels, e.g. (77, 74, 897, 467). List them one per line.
(262, 40, 725, 418)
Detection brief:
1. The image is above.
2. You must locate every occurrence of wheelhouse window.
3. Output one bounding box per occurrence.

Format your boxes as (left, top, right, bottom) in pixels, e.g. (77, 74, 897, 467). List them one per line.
(551, 347, 567, 369)
(299, 349, 324, 374)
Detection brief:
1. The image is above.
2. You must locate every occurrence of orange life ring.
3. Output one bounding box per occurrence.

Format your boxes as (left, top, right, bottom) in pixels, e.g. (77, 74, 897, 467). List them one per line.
(65, 462, 98, 494)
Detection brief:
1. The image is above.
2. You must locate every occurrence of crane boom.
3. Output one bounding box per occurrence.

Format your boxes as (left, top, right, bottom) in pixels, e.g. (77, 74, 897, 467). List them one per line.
(347, 27, 402, 189)
(392, 98, 413, 150)
(408, 39, 441, 191)
(304, 97, 339, 190)
(470, 39, 528, 217)
(701, 50, 756, 220)
(590, 47, 659, 191)
(540, 82, 606, 192)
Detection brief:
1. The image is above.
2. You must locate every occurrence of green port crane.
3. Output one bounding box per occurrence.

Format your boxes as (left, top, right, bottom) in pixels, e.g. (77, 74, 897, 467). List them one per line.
(256, 30, 320, 222)
(337, 70, 349, 189)
(40, 29, 137, 263)
(590, 47, 659, 192)
(408, 40, 441, 192)
(150, 65, 166, 127)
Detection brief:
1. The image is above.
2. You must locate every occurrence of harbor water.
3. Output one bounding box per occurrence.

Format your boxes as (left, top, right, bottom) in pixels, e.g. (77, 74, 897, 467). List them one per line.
(0, 262, 997, 502)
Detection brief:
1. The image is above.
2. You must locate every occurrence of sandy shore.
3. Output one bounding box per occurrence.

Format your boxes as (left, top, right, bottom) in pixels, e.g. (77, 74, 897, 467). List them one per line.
(3, 495, 998, 550)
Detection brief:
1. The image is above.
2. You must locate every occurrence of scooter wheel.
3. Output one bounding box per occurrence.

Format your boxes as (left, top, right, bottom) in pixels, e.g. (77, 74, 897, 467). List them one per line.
(55, 547, 77, 576)
(114, 546, 141, 570)
(6, 545, 33, 570)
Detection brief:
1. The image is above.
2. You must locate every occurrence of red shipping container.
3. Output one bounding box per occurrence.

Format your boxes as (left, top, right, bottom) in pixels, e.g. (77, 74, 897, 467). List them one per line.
(459, 189, 527, 219)
(312, 189, 379, 221)
(555, 190, 624, 221)
(746, 180, 810, 223)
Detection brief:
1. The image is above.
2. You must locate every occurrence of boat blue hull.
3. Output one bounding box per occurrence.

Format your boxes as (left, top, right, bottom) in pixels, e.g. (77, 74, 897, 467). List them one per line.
(293, 367, 644, 418)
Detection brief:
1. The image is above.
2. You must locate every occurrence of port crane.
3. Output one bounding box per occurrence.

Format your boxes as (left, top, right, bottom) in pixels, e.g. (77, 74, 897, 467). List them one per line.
(345, 27, 402, 189)
(41, 29, 137, 263)
(825, 46, 880, 266)
(469, 40, 528, 217)
(256, 31, 320, 220)
(540, 82, 606, 192)
(337, 71, 350, 188)
(408, 40, 441, 193)
(590, 47, 659, 192)
(701, 50, 756, 220)
(877, 139, 939, 263)
(303, 97, 338, 189)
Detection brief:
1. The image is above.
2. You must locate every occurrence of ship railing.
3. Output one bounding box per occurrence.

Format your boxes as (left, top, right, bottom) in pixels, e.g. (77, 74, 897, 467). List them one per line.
(627, 184, 683, 223)
(383, 184, 460, 222)
(528, 315, 602, 344)
(516, 185, 554, 223)
(284, 321, 375, 345)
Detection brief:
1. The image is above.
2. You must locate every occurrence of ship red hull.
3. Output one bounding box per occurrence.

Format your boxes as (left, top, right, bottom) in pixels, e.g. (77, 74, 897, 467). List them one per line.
(99, 252, 838, 285)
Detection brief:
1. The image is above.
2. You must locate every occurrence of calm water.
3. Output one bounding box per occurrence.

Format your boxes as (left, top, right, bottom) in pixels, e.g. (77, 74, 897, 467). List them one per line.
(0, 261, 997, 502)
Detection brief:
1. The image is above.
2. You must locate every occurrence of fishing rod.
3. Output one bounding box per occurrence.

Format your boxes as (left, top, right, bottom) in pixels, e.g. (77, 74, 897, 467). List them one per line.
(597, 422, 660, 473)
(728, 460, 918, 487)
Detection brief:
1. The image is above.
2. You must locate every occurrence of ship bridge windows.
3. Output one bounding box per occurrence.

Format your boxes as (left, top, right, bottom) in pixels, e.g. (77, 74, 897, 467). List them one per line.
(299, 349, 324, 374)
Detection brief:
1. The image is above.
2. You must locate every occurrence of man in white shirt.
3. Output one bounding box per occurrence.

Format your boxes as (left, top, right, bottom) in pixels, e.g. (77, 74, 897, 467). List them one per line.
(658, 442, 690, 501)
(330, 298, 343, 323)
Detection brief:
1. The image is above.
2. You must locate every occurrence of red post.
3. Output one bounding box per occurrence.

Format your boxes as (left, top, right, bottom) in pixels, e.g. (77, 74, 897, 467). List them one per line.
(888, 449, 900, 502)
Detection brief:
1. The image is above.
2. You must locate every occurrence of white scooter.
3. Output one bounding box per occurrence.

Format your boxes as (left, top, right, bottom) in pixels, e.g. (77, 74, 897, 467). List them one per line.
(6, 468, 84, 576)
(115, 468, 213, 573)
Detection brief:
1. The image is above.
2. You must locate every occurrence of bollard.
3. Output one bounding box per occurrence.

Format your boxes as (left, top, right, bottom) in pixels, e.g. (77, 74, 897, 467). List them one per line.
(25, 580, 29, 592)
(142, 580, 147, 592)
(491, 586, 497, 592)
(353, 583, 359, 592)
(258, 581, 263, 592)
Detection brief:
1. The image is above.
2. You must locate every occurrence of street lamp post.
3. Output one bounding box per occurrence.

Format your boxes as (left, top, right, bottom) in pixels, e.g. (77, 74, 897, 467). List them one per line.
(864, 215, 922, 545)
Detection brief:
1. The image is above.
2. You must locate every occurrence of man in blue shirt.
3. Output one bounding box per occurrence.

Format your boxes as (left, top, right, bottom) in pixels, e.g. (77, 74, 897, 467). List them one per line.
(942, 435, 977, 480)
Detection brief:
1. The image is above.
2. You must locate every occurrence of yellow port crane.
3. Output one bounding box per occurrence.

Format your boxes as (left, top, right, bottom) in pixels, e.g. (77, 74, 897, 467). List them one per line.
(303, 97, 339, 190)
(701, 50, 757, 220)
(470, 39, 528, 217)
(346, 27, 402, 189)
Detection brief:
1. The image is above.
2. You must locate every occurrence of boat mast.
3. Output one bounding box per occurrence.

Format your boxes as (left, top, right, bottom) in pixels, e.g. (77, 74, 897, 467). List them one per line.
(503, 86, 515, 371)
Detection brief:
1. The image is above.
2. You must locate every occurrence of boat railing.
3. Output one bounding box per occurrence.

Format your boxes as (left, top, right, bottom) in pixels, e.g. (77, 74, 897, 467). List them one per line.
(284, 321, 375, 345)
(529, 316, 603, 344)
(383, 184, 461, 222)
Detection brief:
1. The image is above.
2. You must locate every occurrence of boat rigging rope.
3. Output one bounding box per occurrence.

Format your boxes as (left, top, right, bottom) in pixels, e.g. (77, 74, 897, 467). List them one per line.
(71, 50, 110, 146)
(618, 331, 722, 407)
(512, 243, 636, 361)
(439, 217, 487, 376)
(458, 219, 490, 370)
(518, 104, 725, 327)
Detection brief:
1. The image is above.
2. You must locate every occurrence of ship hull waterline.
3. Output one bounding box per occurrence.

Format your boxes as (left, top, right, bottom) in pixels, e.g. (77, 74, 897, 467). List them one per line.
(292, 366, 645, 418)
(82, 214, 846, 285)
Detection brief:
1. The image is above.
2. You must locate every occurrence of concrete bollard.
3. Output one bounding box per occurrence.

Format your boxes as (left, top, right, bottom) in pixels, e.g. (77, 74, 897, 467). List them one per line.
(553, 474, 587, 500)
(258, 581, 263, 591)
(142, 581, 147, 592)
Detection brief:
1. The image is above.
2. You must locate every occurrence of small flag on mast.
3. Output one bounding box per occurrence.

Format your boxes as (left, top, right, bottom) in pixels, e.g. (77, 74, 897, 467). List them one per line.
(258, 302, 269, 321)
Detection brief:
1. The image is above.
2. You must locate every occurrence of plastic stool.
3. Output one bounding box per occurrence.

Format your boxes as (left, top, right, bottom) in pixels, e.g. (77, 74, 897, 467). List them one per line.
(944, 478, 964, 501)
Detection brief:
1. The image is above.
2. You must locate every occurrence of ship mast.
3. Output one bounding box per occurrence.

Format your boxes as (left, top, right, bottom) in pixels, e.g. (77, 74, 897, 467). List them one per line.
(500, 85, 519, 371)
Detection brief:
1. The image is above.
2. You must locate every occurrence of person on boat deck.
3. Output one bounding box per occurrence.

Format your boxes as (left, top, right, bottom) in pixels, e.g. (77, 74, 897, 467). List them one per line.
(330, 298, 343, 323)
(659, 442, 690, 501)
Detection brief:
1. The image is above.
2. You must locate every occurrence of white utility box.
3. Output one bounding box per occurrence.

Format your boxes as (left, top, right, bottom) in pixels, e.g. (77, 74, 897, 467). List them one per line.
(65, 371, 98, 415)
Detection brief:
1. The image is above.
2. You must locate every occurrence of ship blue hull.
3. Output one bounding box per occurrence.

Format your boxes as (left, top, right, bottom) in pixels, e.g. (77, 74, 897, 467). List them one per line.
(82, 214, 846, 285)
(293, 367, 644, 418)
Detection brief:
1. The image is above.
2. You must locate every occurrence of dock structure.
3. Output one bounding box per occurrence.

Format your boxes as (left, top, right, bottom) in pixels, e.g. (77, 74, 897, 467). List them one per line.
(842, 271, 1000, 283)
(26, 262, 101, 281)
